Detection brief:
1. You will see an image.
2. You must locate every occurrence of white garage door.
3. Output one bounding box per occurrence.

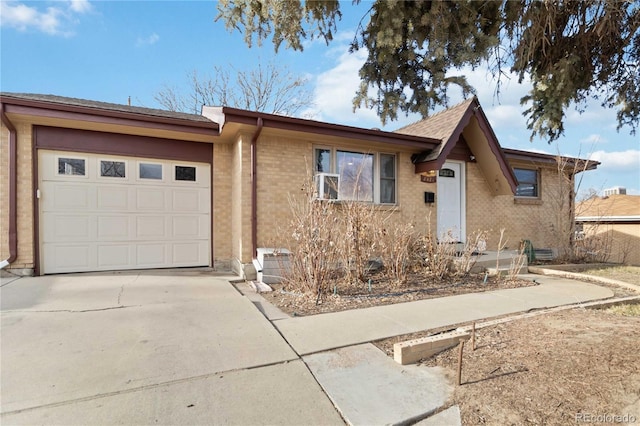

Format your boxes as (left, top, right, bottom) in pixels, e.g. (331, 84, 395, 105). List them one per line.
(39, 150, 211, 274)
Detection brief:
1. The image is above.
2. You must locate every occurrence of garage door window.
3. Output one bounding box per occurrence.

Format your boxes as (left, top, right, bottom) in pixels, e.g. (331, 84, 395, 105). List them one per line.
(139, 163, 162, 180)
(175, 165, 196, 182)
(100, 160, 126, 178)
(58, 157, 86, 176)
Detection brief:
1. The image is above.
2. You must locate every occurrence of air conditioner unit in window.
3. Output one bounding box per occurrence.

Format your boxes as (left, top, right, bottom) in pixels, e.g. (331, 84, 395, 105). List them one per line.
(315, 173, 340, 200)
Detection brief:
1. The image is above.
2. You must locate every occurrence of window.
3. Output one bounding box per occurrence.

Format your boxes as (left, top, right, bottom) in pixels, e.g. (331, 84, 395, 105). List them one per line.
(100, 160, 126, 178)
(314, 148, 396, 204)
(139, 163, 162, 180)
(514, 168, 539, 197)
(379, 154, 396, 204)
(58, 157, 85, 176)
(175, 165, 196, 182)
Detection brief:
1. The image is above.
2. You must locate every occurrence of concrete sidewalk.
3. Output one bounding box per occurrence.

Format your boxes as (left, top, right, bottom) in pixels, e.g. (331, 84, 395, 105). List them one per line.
(273, 275, 614, 355)
(1, 272, 343, 425)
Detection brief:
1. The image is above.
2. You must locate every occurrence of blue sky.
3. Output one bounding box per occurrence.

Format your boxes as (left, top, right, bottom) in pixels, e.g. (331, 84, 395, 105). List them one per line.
(2, 0, 638, 197)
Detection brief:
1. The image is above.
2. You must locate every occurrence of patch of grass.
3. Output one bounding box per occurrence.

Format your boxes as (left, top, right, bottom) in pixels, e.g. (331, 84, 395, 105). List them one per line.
(606, 303, 640, 317)
(585, 265, 640, 276)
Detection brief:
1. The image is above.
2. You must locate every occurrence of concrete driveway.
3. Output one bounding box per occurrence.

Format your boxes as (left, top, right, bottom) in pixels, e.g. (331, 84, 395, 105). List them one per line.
(0, 271, 343, 425)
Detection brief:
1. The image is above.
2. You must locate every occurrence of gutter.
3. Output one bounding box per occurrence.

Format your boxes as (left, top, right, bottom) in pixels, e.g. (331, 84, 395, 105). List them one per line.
(251, 117, 264, 259)
(0, 103, 18, 267)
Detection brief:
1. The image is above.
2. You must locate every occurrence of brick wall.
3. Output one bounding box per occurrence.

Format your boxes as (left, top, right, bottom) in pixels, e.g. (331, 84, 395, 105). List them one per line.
(213, 142, 233, 266)
(466, 160, 573, 252)
(0, 120, 35, 271)
(253, 134, 437, 254)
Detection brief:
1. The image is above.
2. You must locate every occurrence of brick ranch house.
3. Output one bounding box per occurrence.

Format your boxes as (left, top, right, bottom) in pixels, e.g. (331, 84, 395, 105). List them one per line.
(576, 194, 640, 265)
(0, 93, 598, 277)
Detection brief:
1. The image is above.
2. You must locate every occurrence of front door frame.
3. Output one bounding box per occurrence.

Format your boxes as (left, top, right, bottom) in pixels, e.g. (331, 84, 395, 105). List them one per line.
(437, 160, 466, 243)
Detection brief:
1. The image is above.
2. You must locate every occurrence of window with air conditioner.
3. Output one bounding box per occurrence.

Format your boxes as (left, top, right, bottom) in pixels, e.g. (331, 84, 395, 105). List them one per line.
(314, 147, 396, 204)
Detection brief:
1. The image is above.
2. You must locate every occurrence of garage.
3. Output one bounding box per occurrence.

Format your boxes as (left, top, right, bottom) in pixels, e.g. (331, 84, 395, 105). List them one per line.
(39, 150, 211, 274)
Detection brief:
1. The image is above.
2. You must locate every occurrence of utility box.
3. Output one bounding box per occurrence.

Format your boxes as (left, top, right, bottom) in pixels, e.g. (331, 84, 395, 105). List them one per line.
(254, 248, 291, 284)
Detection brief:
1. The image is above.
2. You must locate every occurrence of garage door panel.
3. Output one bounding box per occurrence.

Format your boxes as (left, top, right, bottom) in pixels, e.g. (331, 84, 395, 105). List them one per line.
(43, 214, 92, 242)
(172, 190, 201, 212)
(136, 188, 166, 210)
(136, 216, 166, 239)
(52, 184, 91, 210)
(97, 186, 129, 210)
(172, 216, 203, 239)
(97, 216, 130, 240)
(97, 244, 132, 269)
(172, 241, 207, 265)
(43, 244, 93, 272)
(40, 150, 210, 274)
(136, 243, 167, 267)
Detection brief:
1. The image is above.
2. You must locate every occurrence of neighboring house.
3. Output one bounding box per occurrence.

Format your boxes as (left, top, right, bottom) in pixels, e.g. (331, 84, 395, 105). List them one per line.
(576, 194, 640, 265)
(0, 93, 598, 276)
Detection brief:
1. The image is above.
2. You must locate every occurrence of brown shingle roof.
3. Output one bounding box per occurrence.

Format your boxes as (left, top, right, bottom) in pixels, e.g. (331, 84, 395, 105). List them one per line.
(577, 195, 640, 218)
(395, 98, 475, 142)
(0, 92, 213, 123)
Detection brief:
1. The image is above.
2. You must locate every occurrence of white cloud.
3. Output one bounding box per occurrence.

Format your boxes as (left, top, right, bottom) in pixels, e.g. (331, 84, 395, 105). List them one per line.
(136, 33, 160, 47)
(304, 47, 381, 127)
(589, 149, 640, 171)
(0, 0, 91, 36)
(69, 0, 92, 14)
(579, 134, 607, 145)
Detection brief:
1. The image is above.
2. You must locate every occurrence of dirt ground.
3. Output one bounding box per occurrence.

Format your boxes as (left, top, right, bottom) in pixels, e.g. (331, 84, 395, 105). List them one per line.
(262, 265, 640, 424)
(261, 273, 536, 316)
(401, 307, 640, 425)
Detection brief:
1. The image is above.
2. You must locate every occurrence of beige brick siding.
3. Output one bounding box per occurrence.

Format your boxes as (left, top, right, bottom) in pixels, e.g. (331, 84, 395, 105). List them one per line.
(213, 142, 233, 265)
(252, 134, 437, 258)
(581, 223, 640, 265)
(466, 160, 573, 252)
(0, 120, 35, 270)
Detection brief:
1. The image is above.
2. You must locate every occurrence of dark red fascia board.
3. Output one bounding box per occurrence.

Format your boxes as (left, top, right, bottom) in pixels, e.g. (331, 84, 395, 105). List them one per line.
(0, 96, 219, 137)
(220, 107, 441, 150)
(504, 148, 600, 171)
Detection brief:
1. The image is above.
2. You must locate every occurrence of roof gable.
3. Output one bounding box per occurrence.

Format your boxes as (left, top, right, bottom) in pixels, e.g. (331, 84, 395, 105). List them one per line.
(395, 97, 518, 195)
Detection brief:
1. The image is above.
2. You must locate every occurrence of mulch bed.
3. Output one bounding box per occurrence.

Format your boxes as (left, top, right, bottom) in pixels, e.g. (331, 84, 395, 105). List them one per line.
(260, 272, 537, 316)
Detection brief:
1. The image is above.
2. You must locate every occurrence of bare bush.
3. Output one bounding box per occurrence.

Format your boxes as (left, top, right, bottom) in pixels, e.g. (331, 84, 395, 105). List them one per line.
(506, 245, 528, 282)
(454, 229, 488, 277)
(378, 219, 420, 286)
(283, 178, 341, 297)
(419, 214, 457, 279)
(337, 200, 379, 286)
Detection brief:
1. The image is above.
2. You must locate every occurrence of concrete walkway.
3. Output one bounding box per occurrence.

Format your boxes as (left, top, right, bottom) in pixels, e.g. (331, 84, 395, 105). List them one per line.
(273, 275, 614, 355)
(1, 272, 343, 425)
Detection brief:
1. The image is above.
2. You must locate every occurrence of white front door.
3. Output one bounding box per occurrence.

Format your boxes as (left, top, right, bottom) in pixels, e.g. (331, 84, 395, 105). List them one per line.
(437, 161, 465, 242)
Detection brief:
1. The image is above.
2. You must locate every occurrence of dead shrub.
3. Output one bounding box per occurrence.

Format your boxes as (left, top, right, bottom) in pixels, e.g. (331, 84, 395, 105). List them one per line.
(378, 219, 420, 286)
(283, 178, 341, 297)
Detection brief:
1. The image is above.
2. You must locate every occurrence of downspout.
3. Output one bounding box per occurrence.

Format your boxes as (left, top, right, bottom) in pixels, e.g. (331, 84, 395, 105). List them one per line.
(251, 117, 263, 259)
(0, 103, 18, 268)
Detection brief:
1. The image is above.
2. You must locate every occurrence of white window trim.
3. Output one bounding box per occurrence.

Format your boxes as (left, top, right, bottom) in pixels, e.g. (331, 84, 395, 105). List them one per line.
(137, 161, 164, 182)
(56, 155, 88, 179)
(98, 158, 128, 180)
(172, 163, 199, 184)
(313, 147, 397, 205)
